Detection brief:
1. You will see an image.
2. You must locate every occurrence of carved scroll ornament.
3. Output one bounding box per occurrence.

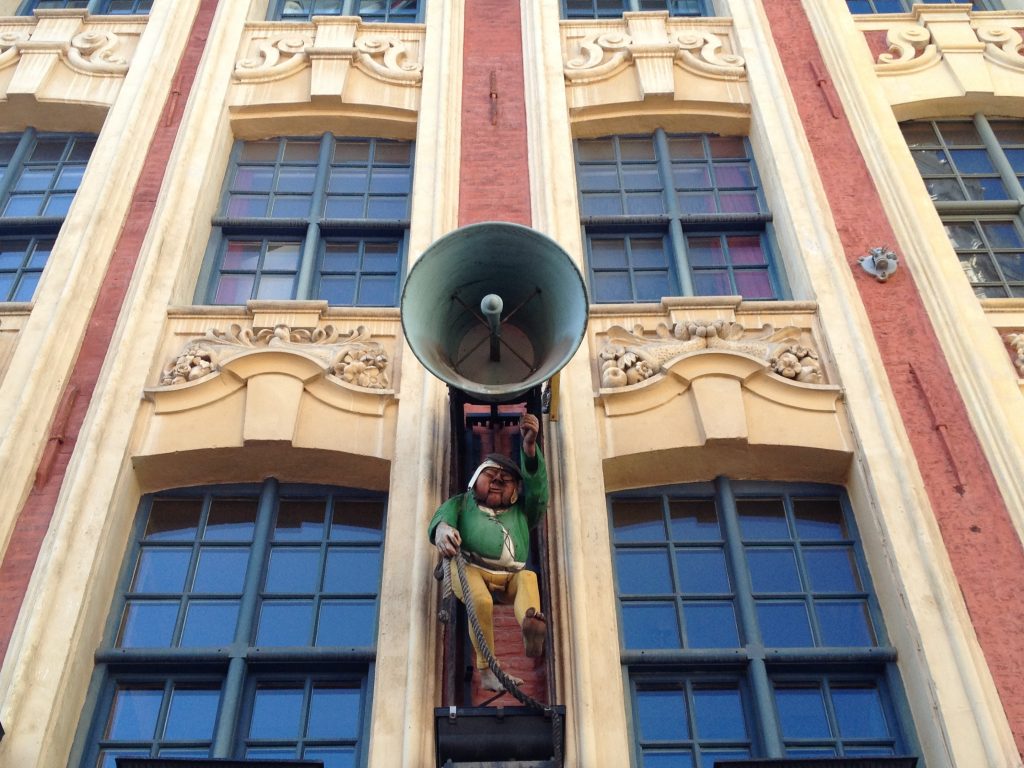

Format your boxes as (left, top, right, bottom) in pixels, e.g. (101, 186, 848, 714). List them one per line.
(977, 25, 1024, 72)
(0, 31, 29, 71)
(1005, 331, 1024, 377)
(876, 25, 938, 71)
(67, 30, 129, 75)
(234, 35, 311, 82)
(598, 320, 822, 389)
(159, 324, 390, 390)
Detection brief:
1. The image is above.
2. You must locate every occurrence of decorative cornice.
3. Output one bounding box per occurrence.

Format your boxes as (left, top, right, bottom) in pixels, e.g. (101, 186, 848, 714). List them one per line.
(156, 323, 391, 391)
(597, 319, 823, 390)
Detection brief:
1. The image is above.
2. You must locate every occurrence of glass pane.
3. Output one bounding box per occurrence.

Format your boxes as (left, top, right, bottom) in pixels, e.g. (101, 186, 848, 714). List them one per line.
(308, 685, 361, 739)
(43, 192, 74, 216)
(939, 121, 983, 145)
(374, 141, 411, 164)
(673, 166, 710, 189)
(222, 241, 261, 271)
(257, 601, 314, 646)
(304, 747, 356, 768)
(737, 499, 789, 540)
(631, 238, 667, 269)
(700, 751, 750, 768)
(692, 687, 746, 740)
(590, 238, 629, 269)
(369, 167, 411, 194)
(255, 275, 296, 300)
(106, 687, 162, 739)
(250, 686, 303, 740)
(669, 500, 719, 540)
(266, 548, 321, 593)
(240, 141, 279, 162)
(179, 601, 239, 647)
(132, 548, 190, 593)
(793, 498, 846, 539)
(643, 752, 694, 768)
(233, 167, 274, 192)
(320, 276, 357, 304)
(757, 602, 812, 647)
(719, 192, 759, 213)
(362, 241, 400, 271)
(581, 192, 624, 216)
(692, 271, 731, 296)
(677, 192, 716, 214)
(634, 272, 672, 301)
(713, 164, 753, 188)
(16, 167, 54, 192)
(775, 686, 830, 739)
(118, 601, 178, 647)
(270, 196, 312, 218)
(580, 166, 622, 192)
(817, 600, 875, 646)
(996, 253, 1024, 282)
(621, 602, 681, 649)
(323, 548, 382, 594)
(708, 136, 746, 159)
(576, 139, 616, 163)
(146, 499, 201, 540)
(804, 548, 860, 592)
(622, 166, 661, 190)
(983, 221, 1024, 248)
(747, 548, 801, 592)
(901, 122, 937, 148)
(366, 196, 408, 219)
(205, 499, 257, 541)
(949, 149, 994, 174)
(98, 750, 149, 768)
(331, 500, 384, 541)
(334, 141, 371, 163)
(612, 499, 665, 541)
(163, 687, 219, 740)
(276, 166, 316, 194)
(636, 687, 689, 741)
(616, 550, 673, 595)
(593, 272, 634, 302)
(620, 137, 656, 161)
(322, 242, 360, 271)
(735, 271, 774, 299)
(357, 274, 399, 305)
(192, 547, 249, 593)
(276, 499, 326, 540)
(728, 236, 766, 265)
(676, 549, 729, 593)
(263, 242, 301, 271)
(683, 602, 738, 648)
(833, 685, 890, 739)
(226, 194, 269, 217)
(316, 600, 377, 646)
(214, 274, 255, 304)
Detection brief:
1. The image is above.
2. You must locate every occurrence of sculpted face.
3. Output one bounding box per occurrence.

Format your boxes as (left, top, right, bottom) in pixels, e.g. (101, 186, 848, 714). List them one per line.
(473, 466, 518, 508)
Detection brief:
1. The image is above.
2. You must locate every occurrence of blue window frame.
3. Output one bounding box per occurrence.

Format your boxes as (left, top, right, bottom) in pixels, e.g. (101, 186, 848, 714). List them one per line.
(847, 0, 997, 11)
(198, 135, 413, 306)
(562, 0, 709, 18)
(269, 0, 421, 22)
(575, 131, 782, 303)
(903, 116, 1024, 298)
(0, 130, 94, 302)
(611, 480, 919, 765)
(72, 480, 385, 767)
(19, 0, 152, 13)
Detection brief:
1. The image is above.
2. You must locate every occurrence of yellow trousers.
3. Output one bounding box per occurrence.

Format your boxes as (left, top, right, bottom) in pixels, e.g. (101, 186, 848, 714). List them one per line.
(451, 562, 540, 669)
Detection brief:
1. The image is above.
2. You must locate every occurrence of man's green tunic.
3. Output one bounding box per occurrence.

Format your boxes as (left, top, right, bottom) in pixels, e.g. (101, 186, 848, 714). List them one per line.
(428, 450, 547, 566)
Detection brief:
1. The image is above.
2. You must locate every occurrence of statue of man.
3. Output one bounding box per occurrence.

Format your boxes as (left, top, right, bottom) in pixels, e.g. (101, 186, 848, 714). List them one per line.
(428, 413, 548, 692)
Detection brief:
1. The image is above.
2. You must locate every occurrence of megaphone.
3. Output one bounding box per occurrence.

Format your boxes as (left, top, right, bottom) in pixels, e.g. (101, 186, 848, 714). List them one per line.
(401, 222, 589, 402)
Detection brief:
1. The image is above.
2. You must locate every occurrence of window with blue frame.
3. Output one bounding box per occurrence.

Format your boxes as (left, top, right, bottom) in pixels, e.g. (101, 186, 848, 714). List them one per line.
(847, 0, 998, 11)
(72, 480, 385, 767)
(0, 130, 95, 302)
(902, 116, 1024, 298)
(611, 480, 918, 766)
(19, 0, 152, 13)
(197, 135, 413, 306)
(575, 131, 781, 303)
(562, 0, 708, 18)
(269, 0, 420, 22)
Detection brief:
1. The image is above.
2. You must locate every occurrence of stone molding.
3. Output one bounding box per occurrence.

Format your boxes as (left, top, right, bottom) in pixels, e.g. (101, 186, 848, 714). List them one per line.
(229, 18, 424, 113)
(561, 12, 748, 115)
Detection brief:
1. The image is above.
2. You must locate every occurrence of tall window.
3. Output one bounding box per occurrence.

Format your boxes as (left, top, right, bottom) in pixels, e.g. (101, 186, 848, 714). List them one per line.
(0, 130, 95, 302)
(562, 0, 709, 18)
(19, 0, 153, 13)
(269, 0, 421, 22)
(198, 135, 413, 306)
(72, 480, 386, 767)
(575, 131, 781, 303)
(903, 117, 1024, 298)
(847, 0, 997, 11)
(610, 480, 918, 765)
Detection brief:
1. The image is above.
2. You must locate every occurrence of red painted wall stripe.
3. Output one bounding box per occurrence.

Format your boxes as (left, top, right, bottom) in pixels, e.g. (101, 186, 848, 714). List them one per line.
(458, 0, 531, 227)
(763, 2, 1024, 753)
(0, 0, 219, 665)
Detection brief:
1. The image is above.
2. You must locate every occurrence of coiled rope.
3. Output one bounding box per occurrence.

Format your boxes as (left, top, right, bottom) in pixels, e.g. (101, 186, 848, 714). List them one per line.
(440, 551, 564, 766)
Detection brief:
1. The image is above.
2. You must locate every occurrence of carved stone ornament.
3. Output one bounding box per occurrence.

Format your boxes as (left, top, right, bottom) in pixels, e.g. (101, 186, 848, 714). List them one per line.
(876, 25, 939, 71)
(598, 320, 823, 389)
(977, 25, 1024, 72)
(158, 324, 391, 390)
(1005, 331, 1024, 377)
(234, 35, 312, 82)
(0, 31, 29, 71)
(565, 28, 744, 83)
(67, 30, 129, 75)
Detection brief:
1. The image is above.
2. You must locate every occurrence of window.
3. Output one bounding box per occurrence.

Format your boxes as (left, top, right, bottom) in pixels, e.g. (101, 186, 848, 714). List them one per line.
(611, 480, 918, 765)
(73, 481, 386, 767)
(902, 117, 1024, 298)
(198, 135, 413, 306)
(19, 0, 153, 13)
(0, 130, 95, 302)
(562, 0, 709, 18)
(575, 131, 781, 303)
(847, 0, 997, 11)
(269, 0, 421, 22)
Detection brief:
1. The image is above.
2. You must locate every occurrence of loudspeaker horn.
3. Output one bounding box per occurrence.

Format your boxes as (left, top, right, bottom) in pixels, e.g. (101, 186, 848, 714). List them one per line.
(401, 222, 589, 402)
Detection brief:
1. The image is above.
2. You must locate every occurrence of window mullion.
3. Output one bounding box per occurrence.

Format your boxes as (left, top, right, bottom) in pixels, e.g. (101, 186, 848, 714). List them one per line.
(974, 113, 1024, 205)
(295, 136, 334, 300)
(0, 129, 37, 207)
(654, 129, 694, 296)
(715, 477, 784, 758)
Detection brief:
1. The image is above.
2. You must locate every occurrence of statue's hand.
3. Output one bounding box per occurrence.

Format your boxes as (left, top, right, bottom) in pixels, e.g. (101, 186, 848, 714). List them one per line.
(520, 413, 539, 457)
(435, 521, 462, 558)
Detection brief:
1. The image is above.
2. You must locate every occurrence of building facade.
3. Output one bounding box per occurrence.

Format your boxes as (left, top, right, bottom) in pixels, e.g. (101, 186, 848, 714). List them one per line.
(0, 0, 1022, 766)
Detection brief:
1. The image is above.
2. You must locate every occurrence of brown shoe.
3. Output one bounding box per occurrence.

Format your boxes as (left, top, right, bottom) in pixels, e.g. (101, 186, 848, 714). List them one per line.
(522, 608, 546, 658)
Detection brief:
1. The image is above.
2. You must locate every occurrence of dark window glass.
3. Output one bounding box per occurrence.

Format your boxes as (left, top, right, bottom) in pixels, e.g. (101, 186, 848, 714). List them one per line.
(273, 0, 420, 22)
(847, 0, 996, 11)
(562, 0, 707, 18)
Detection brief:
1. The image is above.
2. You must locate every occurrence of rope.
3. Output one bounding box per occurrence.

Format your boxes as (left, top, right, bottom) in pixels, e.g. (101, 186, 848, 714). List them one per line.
(441, 552, 564, 766)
